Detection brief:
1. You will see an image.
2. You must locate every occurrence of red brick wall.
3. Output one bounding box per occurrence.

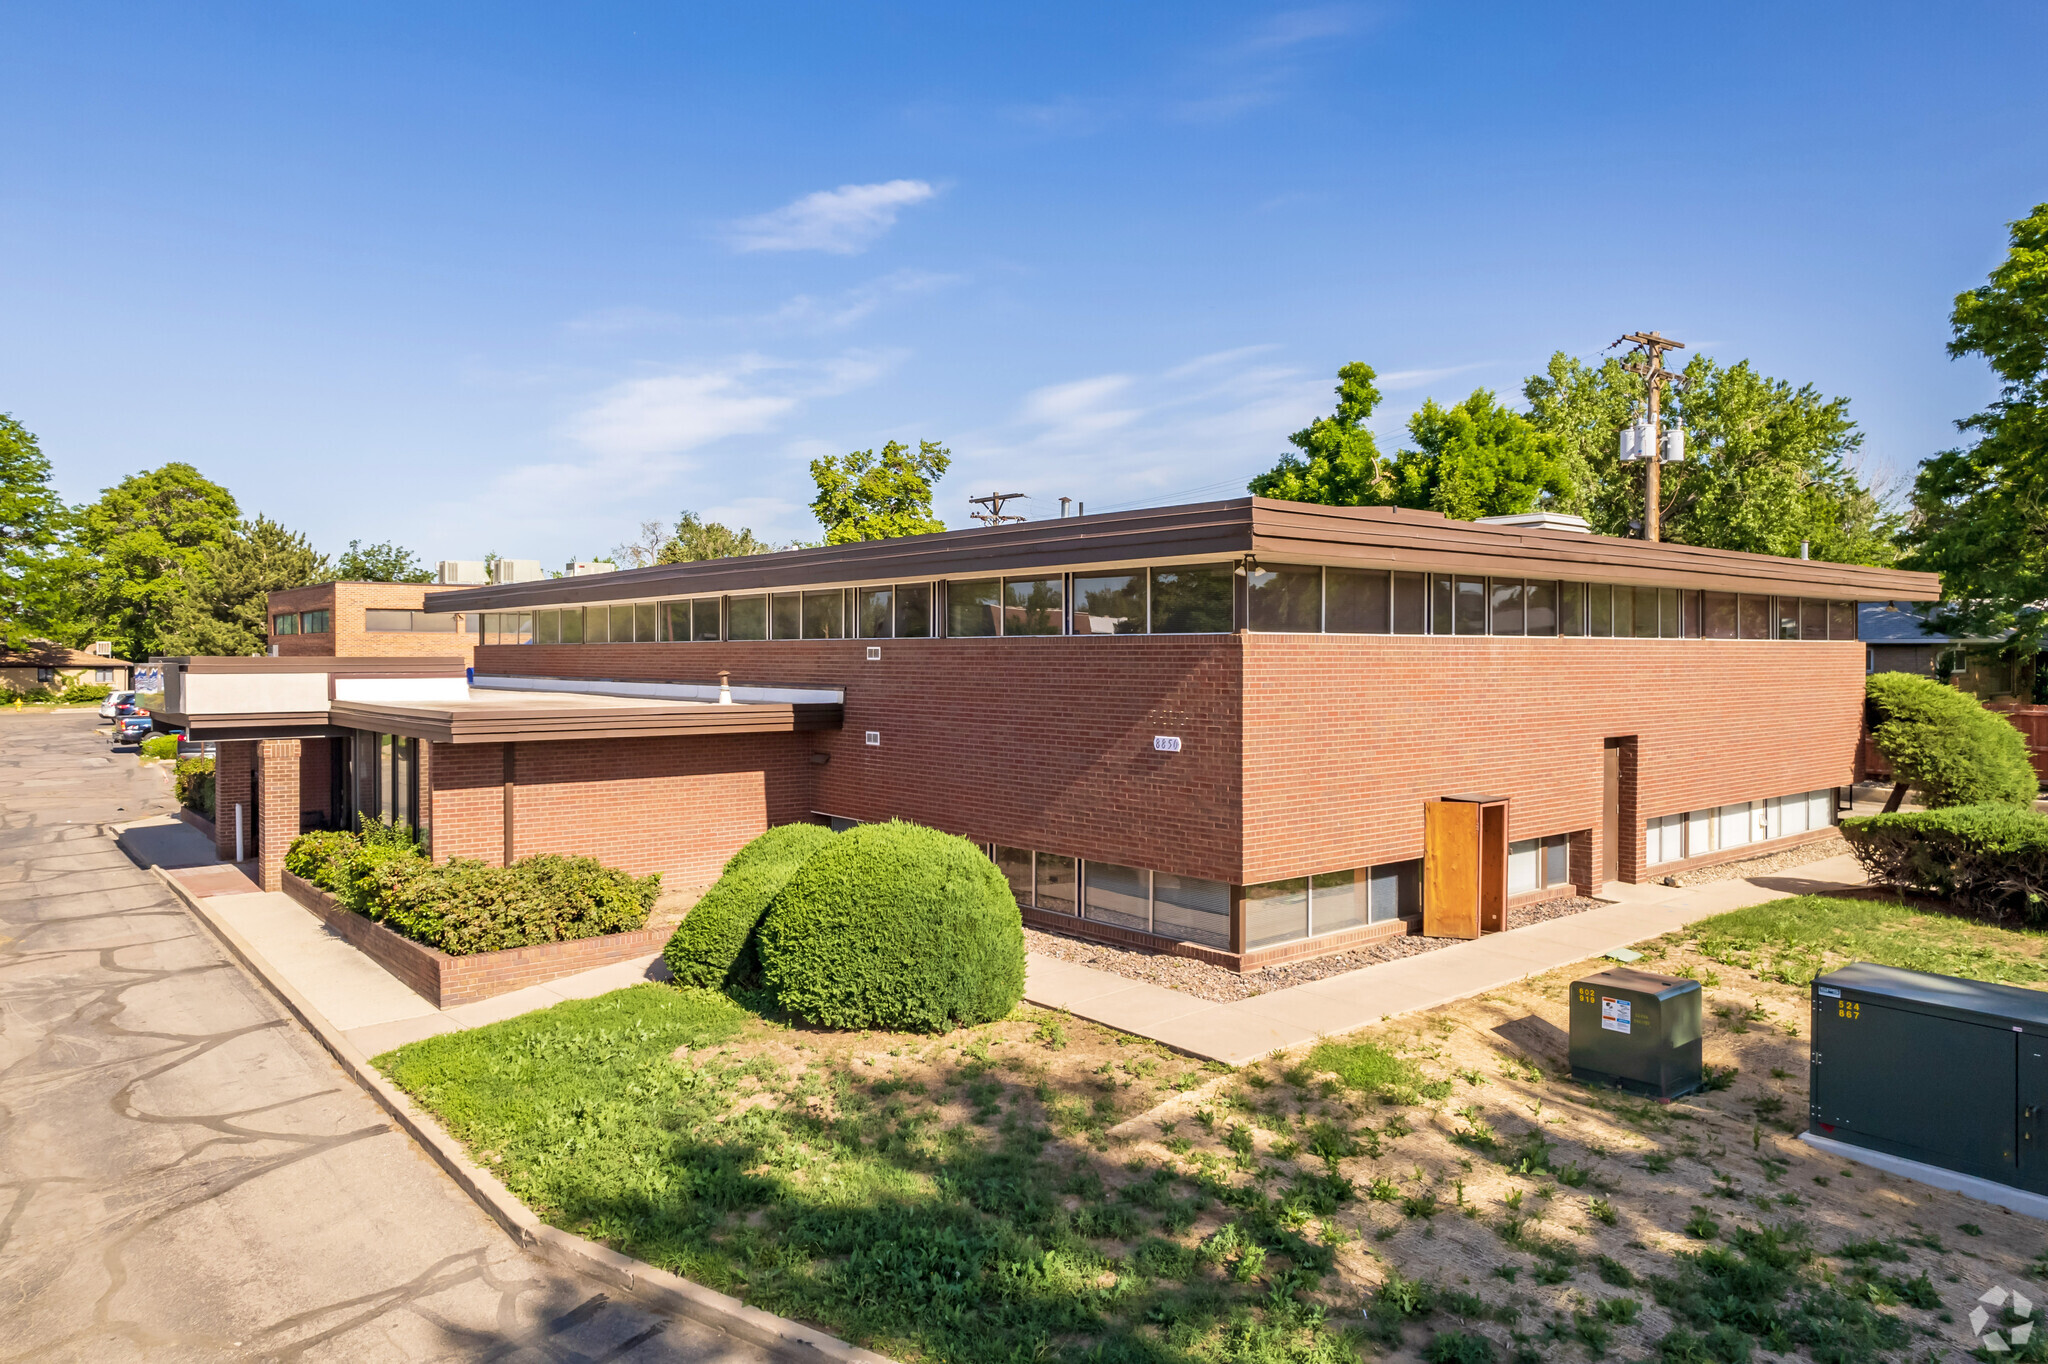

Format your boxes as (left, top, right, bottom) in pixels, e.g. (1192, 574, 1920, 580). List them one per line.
(256, 738, 301, 891)
(1241, 636, 1864, 888)
(298, 736, 332, 826)
(270, 582, 475, 661)
(215, 740, 253, 861)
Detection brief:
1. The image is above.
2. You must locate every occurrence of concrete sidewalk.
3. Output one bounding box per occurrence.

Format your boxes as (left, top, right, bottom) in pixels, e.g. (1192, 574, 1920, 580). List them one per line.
(123, 814, 671, 1058)
(1024, 853, 1871, 1064)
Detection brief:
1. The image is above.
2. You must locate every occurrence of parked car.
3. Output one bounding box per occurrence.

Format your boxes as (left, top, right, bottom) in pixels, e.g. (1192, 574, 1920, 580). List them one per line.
(99, 690, 137, 719)
(111, 714, 154, 745)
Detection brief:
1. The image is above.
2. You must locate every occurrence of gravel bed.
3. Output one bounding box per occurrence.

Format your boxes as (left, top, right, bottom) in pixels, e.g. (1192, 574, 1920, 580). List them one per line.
(1024, 895, 1604, 1003)
(1656, 833, 1852, 887)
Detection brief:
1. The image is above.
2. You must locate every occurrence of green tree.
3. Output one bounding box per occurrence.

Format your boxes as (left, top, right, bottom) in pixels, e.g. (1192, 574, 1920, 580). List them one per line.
(1247, 362, 1386, 504)
(0, 413, 78, 649)
(1382, 389, 1572, 519)
(160, 514, 331, 655)
(335, 539, 433, 582)
(1523, 351, 1898, 562)
(1866, 671, 2036, 809)
(1904, 202, 2048, 650)
(810, 439, 951, 544)
(657, 511, 772, 563)
(74, 463, 239, 659)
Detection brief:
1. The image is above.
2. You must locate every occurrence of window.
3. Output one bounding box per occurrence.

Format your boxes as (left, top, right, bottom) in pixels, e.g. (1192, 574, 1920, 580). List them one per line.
(1084, 862, 1151, 932)
(1704, 592, 1738, 639)
(1510, 835, 1575, 891)
(994, 846, 1033, 908)
(1153, 872, 1230, 948)
(770, 592, 802, 640)
(1681, 590, 1701, 638)
(479, 613, 532, 645)
(1490, 579, 1525, 635)
(1326, 567, 1391, 633)
(802, 590, 843, 639)
(1003, 577, 1064, 635)
(858, 588, 892, 639)
(1659, 587, 1680, 638)
(1646, 813, 1685, 865)
(1686, 808, 1715, 857)
(1718, 802, 1753, 849)
(302, 609, 330, 634)
(1036, 852, 1077, 914)
(947, 579, 1001, 637)
(1828, 601, 1857, 641)
(1245, 877, 1309, 948)
(1776, 598, 1801, 640)
(608, 603, 633, 643)
(1248, 565, 1321, 632)
(1559, 581, 1587, 636)
(96, 668, 113, 684)
(1369, 860, 1421, 922)
(1392, 572, 1428, 634)
(535, 610, 560, 645)
(1072, 573, 1144, 634)
(663, 601, 689, 642)
(896, 584, 932, 638)
(1544, 835, 1568, 887)
(1525, 580, 1558, 636)
(1149, 564, 1234, 633)
(414, 612, 461, 633)
(1800, 598, 1827, 642)
(633, 602, 657, 642)
(561, 606, 585, 644)
(1613, 584, 1635, 637)
(272, 612, 299, 635)
(36, 665, 55, 684)
(1588, 583, 1612, 637)
(1310, 870, 1366, 933)
(728, 595, 768, 641)
(1432, 574, 1487, 635)
(1634, 586, 1660, 639)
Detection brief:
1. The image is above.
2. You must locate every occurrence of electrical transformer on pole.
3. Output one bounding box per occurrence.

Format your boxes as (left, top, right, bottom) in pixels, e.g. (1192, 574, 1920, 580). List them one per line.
(1610, 331, 1687, 541)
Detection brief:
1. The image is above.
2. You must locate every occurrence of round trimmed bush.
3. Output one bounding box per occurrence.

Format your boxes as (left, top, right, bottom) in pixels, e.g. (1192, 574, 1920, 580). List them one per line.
(662, 823, 837, 989)
(1868, 672, 2037, 808)
(757, 820, 1024, 1032)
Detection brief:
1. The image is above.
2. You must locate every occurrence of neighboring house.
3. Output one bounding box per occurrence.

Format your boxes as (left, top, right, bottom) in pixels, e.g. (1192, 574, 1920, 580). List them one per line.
(0, 641, 134, 694)
(1860, 600, 2019, 699)
(159, 497, 1936, 971)
(266, 581, 479, 662)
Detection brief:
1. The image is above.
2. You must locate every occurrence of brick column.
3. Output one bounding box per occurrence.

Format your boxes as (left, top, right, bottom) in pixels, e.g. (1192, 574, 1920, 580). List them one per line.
(256, 739, 301, 892)
(1615, 738, 1643, 885)
(214, 741, 254, 862)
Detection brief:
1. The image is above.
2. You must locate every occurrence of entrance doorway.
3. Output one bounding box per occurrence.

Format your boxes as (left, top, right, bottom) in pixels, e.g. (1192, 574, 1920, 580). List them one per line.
(1602, 737, 1636, 884)
(1423, 795, 1508, 939)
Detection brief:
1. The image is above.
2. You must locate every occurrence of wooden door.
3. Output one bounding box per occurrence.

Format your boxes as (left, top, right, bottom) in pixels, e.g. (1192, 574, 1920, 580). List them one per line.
(1423, 800, 1481, 939)
(1479, 803, 1507, 933)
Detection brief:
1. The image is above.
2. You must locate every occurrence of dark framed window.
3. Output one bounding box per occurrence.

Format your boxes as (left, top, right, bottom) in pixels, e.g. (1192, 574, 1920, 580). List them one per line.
(1544, 835, 1569, 887)
(1326, 567, 1391, 633)
(610, 604, 635, 643)
(1634, 585, 1661, 638)
(947, 579, 1000, 637)
(1003, 577, 1064, 635)
(272, 612, 299, 636)
(896, 583, 933, 639)
(1153, 872, 1230, 948)
(535, 610, 560, 645)
(1369, 859, 1421, 922)
(1490, 579, 1525, 635)
(1525, 580, 1557, 636)
(1658, 587, 1680, 638)
(770, 592, 802, 640)
(728, 595, 768, 641)
(1150, 564, 1234, 633)
(561, 606, 585, 644)
(1455, 575, 1487, 634)
(1587, 583, 1612, 637)
(634, 602, 658, 643)
(1245, 877, 1309, 948)
(1083, 861, 1150, 932)
(301, 609, 330, 633)
(1558, 581, 1586, 636)
(1613, 584, 1636, 637)
(1704, 591, 1737, 639)
(1035, 853, 1077, 914)
(663, 601, 689, 642)
(1310, 869, 1366, 933)
(1738, 594, 1771, 639)
(1072, 573, 1145, 634)
(858, 588, 892, 639)
(994, 846, 1033, 907)
(1681, 590, 1701, 638)
(1828, 600, 1857, 641)
(1248, 564, 1322, 632)
(1800, 598, 1827, 641)
(1776, 598, 1801, 640)
(693, 599, 720, 642)
(1392, 572, 1428, 634)
(802, 590, 844, 639)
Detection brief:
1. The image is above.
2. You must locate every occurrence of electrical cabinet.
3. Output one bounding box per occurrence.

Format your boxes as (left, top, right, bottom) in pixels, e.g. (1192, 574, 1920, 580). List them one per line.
(1568, 968, 1703, 1099)
(1810, 961, 2048, 1191)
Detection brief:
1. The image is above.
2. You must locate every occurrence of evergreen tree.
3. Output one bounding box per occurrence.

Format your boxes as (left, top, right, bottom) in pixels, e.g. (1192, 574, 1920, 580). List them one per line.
(160, 515, 331, 655)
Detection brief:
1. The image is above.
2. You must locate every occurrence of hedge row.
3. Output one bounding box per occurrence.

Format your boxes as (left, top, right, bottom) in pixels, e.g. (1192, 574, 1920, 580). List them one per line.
(174, 757, 215, 816)
(282, 824, 659, 954)
(1865, 672, 2036, 808)
(664, 819, 1026, 1033)
(1841, 805, 2048, 920)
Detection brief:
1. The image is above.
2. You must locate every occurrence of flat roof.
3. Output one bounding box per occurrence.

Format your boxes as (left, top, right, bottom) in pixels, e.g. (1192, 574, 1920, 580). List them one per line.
(331, 687, 840, 743)
(428, 497, 1941, 610)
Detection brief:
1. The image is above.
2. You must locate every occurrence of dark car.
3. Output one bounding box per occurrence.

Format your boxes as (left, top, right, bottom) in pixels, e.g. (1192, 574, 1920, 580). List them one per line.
(112, 714, 154, 744)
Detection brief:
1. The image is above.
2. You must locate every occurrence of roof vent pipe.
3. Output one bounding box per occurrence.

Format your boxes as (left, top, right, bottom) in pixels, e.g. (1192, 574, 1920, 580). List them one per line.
(1800, 540, 1810, 559)
(717, 670, 732, 705)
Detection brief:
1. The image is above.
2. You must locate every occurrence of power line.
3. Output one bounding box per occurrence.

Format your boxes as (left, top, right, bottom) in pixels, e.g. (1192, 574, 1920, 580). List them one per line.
(1608, 330, 1687, 542)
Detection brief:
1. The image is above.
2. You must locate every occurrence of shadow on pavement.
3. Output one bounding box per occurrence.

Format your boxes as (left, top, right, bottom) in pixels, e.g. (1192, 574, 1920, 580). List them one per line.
(112, 816, 220, 871)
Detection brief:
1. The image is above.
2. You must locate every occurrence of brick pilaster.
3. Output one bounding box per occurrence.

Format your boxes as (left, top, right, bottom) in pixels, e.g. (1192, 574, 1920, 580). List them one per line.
(214, 741, 254, 863)
(256, 738, 301, 892)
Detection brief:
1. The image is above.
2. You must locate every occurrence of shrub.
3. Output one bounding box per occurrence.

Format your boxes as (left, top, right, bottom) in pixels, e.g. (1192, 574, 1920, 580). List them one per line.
(1867, 672, 2036, 808)
(372, 854, 659, 954)
(60, 682, 112, 704)
(138, 734, 179, 760)
(757, 820, 1025, 1032)
(285, 829, 362, 893)
(662, 823, 836, 989)
(173, 756, 216, 815)
(1841, 803, 2048, 918)
(343, 820, 428, 911)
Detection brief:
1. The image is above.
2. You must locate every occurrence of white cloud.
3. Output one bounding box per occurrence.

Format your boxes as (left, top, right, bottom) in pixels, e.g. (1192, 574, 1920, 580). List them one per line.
(766, 269, 962, 331)
(728, 180, 938, 255)
(567, 358, 796, 460)
(563, 305, 686, 338)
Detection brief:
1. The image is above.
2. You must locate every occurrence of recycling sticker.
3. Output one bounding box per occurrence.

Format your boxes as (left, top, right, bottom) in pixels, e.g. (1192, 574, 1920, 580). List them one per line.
(1972, 1284, 2036, 1352)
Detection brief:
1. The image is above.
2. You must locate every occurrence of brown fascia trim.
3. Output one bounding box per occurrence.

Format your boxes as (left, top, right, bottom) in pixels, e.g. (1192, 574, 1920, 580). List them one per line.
(425, 496, 1941, 610)
(161, 712, 345, 740)
(325, 700, 842, 743)
(155, 656, 470, 674)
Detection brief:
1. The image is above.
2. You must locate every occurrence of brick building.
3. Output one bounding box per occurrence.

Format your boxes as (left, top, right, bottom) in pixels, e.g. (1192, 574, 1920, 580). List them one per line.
(266, 580, 480, 661)
(160, 498, 1936, 970)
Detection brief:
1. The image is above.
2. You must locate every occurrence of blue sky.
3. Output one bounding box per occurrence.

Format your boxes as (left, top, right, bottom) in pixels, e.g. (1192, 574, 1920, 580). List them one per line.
(3, 3, 2045, 565)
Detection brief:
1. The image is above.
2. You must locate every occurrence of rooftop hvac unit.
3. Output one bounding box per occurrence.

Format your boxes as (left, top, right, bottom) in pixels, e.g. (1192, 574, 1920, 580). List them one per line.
(1568, 968, 1703, 1099)
(91, 640, 114, 656)
(1473, 511, 1593, 534)
(564, 561, 618, 577)
(489, 558, 544, 585)
(437, 559, 488, 585)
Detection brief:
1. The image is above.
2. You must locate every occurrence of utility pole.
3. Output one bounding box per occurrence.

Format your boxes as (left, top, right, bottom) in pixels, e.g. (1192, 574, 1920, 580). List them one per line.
(1609, 331, 1686, 541)
(968, 492, 1028, 527)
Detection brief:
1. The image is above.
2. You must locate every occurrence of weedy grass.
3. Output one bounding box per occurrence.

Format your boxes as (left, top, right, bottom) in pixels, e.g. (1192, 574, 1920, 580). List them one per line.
(1691, 893, 2048, 987)
(1304, 1038, 1428, 1103)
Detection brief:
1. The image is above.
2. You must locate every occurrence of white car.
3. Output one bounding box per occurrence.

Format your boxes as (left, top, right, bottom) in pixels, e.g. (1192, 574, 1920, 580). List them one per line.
(99, 690, 137, 720)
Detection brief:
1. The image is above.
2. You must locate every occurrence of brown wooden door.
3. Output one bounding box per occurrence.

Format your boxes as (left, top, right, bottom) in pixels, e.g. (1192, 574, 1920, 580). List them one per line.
(1424, 800, 1481, 939)
(1601, 745, 1621, 883)
(1479, 803, 1507, 932)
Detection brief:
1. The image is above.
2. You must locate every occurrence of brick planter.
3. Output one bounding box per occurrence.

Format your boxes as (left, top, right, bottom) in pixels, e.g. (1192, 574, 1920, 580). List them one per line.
(281, 870, 668, 1009)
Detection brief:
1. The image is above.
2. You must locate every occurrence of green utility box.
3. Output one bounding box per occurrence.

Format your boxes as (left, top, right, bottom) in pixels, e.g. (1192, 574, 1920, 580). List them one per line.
(1568, 968, 1703, 1099)
(1810, 961, 2048, 1192)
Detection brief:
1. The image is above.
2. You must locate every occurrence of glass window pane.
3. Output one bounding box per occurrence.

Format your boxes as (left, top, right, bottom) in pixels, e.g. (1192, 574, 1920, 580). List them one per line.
(1455, 576, 1487, 634)
(1369, 860, 1421, 922)
(1245, 877, 1308, 948)
(1719, 802, 1753, 848)
(535, 610, 560, 645)
(1544, 835, 1569, 887)
(515, 613, 532, 644)
(1310, 869, 1365, 934)
(1558, 581, 1585, 636)
(366, 608, 411, 632)
(802, 590, 844, 639)
(1507, 838, 1540, 895)
(1681, 589, 1701, 638)
(1153, 872, 1231, 948)
(1781, 790, 1810, 836)
(858, 588, 893, 639)
(1489, 579, 1525, 635)
(1704, 592, 1738, 639)
(1777, 598, 1800, 640)
(1809, 788, 1833, 828)
(1613, 584, 1636, 637)
(895, 583, 932, 638)
(1588, 583, 1612, 637)
(553, 607, 579, 644)
(273, 613, 298, 635)
(1071, 573, 1145, 634)
(693, 600, 721, 642)
(414, 611, 460, 633)
(608, 604, 633, 642)
(1325, 568, 1390, 634)
(1800, 598, 1827, 641)
(1738, 594, 1771, 639)
(771, 592, 802, 640)
(1392, 572, 1428, 634)
(308, 609, 330, 633)
(1150, 564, 1233, 633)
(634, 602, 658, 642)
(1660, 587, 1680, 638)
(1084, 862, 1150, 932)
(1431, 575, 1455, 634)
(1035, 853, 1077, 914)
(728, 595, 767, 641)
(1635, 586, 1660, 638)
(994, 846, 1033, 907)
(1003, 577, 1064, 635)
(947, 579, 1000, 637)
(1525, 580, 1557, 636)
(658, 602, 681, 642)
(1248, 565, 1321, 632)
(1828, 601, 1857, 640)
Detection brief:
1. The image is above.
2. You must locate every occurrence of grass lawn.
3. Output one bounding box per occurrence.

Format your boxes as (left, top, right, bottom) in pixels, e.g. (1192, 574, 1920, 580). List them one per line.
(379, 894, 2048, 1364)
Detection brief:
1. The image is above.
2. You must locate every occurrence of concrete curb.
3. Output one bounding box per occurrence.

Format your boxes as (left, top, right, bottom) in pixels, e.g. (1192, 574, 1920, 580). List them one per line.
(149, 854, 894, 1364)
